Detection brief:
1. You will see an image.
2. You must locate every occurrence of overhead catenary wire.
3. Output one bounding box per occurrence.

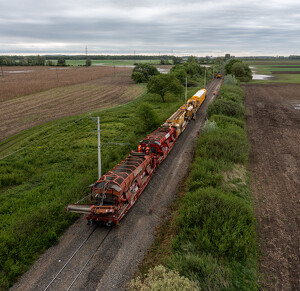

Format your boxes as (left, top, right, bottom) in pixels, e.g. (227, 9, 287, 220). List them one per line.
(0, 116, 88, 160)
(0, 115, 130, 161)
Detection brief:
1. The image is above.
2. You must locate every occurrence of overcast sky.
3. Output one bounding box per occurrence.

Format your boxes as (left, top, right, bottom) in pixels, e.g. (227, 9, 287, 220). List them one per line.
(0, 0, 300, 56)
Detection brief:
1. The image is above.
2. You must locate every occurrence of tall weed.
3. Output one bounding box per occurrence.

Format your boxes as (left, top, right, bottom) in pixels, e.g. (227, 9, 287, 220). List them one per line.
(207, 99, 245, 120)
(196, 127, 249, 164)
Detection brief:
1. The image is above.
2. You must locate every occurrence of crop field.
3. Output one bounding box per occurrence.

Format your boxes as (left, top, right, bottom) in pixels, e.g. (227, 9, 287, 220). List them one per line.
(0, 66, 143, 141)
(243, 83, 300, 290)
(0, 66, 132, 102)
(246, 60, 300, 83)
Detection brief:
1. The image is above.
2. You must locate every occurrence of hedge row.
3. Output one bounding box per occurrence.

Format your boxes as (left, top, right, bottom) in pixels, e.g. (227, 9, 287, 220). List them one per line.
(130, 84, 258, 290)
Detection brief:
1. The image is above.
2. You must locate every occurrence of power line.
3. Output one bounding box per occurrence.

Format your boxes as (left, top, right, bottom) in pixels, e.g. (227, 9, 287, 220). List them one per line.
(1, 115, 131, 161)
(0, 116, 88, 160)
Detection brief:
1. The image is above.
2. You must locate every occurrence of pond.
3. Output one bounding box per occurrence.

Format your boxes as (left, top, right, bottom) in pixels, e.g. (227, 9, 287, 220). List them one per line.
(250, 66, 274, 80)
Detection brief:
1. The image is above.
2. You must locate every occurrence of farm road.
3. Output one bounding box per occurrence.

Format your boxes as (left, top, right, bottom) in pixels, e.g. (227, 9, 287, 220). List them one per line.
(243, 83, 300, 290)
(10, 78, 223, 291)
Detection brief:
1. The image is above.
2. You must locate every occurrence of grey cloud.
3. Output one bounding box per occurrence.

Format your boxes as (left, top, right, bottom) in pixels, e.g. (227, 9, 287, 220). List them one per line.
(0, 0, 300, 55)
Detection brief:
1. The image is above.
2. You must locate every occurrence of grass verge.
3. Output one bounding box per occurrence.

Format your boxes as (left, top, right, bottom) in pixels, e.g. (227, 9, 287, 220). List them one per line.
(129, 84, 258, 290)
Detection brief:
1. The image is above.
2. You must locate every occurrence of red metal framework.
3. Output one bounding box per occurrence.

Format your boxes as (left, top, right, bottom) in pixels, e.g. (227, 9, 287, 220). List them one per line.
(67, 152, 156, 225)
(139, 127, 176, 164)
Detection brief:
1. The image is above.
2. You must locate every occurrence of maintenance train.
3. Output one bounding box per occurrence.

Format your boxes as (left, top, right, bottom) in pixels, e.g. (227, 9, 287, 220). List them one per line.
(66, 89, 206, 225)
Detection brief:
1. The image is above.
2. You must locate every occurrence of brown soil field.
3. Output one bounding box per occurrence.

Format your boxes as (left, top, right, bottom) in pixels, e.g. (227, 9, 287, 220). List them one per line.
(271, 71, 300, 74)
(0, 66, 131, 102)
(272, 66, 300, 68)
(247, 61, 300, 65)
(243, 83, 300, 290)
(0, 66, 144, 141)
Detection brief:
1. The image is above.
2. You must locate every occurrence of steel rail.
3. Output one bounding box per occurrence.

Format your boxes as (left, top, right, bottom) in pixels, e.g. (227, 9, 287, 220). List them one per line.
(43, 226, 98, 291)
(65, 228, 112, 291)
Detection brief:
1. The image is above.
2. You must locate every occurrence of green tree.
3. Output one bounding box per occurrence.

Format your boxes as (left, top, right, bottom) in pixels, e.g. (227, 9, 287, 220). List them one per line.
(183, 62, 203, 78)
(86, 57, 92, 66)
(225, 59, 252, 82)
(160, 59, 171, 65)
(172, 56, 183, 65)
(136, 102, 160, 132)
(46, 60, 54, 66)
(36, 55, 45, 66)
(170, 67, 187, 85)
(131, 63, 160, 83)
(147, 74, 183, 102)
(57, 57, 66, 66)
(131, 71, 146, 83)
(187, 55, 198, 63)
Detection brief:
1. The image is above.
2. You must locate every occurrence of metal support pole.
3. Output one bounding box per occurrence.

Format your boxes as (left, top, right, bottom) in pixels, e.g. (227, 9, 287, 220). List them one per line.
(97, 117, 101, 179)
(185, 77, 187, 104)
(90, 114, 102, 180)
(204, 68, 206, 89)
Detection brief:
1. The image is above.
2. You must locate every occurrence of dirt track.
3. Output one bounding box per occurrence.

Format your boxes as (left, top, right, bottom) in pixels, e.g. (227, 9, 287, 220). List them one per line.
(10, 79, 223, 291)
(243, 84, 300, 290)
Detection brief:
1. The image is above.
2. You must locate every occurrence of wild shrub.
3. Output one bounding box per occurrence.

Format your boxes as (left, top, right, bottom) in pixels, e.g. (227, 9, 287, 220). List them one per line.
(131, 72, 146, 83)
(0, 171, 26, 187)
(210, 114, 245, 129)
(188, 157, 223, 191)
(201, 120, 217, 133)
(168, 252, 232, 290)
(196, 127, 249, 164)
(220, 92, 243, 104)
(218, 85, 244, 104)
(207, 99, 245, 120)
(224, 74, 238, 85)
(136, 102, 160, 132)
(219, 85, 244, 98)
(131, 64, 160, 83)
(172, 187, 256, 261)
(129, 265, 200, 291)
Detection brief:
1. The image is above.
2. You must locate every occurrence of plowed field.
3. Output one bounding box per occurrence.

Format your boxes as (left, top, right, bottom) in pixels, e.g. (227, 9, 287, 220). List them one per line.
(0, 66, 144, 141)
(243, 83, 300, 290)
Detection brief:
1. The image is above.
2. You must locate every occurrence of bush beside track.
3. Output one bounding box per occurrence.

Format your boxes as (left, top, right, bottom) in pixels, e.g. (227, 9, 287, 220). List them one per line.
(130, 83, 258, 290)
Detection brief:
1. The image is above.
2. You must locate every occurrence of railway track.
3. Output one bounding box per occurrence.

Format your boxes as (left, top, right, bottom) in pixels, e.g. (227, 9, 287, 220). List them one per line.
(11, 78, 223, 291)
(37, 225, 111, 291)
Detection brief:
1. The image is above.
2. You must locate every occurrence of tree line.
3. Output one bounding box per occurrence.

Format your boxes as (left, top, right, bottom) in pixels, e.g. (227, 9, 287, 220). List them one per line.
(131, 56, 210, 102)
(131, 57, 252, 102)
(0, 56, 92, 67)
(0, 55, 46, 66)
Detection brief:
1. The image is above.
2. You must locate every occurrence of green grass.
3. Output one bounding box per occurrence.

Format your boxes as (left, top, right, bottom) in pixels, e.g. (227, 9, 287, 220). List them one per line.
(246, 61, 300, 84)
(250, 64, 300, 74)
(245, 60, 300, 66)
(0, 80, 204, 289)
